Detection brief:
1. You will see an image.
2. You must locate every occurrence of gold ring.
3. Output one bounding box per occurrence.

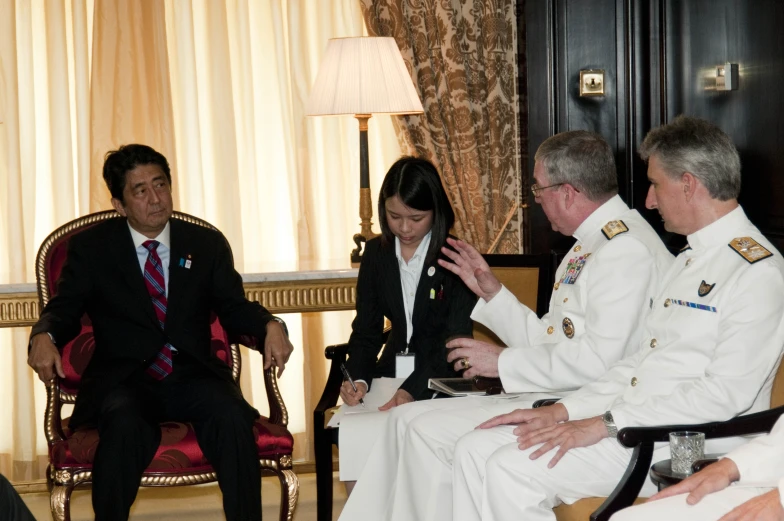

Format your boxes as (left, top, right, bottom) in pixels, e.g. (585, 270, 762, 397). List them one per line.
(462, 357, 471, 370)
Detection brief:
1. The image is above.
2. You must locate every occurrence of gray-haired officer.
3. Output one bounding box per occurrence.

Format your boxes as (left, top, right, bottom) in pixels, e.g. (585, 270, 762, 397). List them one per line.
(448, 116, 784, 521)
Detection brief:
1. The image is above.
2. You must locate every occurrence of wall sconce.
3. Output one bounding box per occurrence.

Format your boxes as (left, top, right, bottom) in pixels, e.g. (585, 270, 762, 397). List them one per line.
(715, 63, 739, 91)
(579, 69, 605, 97)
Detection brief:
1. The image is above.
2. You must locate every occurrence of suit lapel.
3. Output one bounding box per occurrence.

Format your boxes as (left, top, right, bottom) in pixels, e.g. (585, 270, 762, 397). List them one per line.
(107, 219, 160, 329)
(166, 220, 188, 327)
(381, 241, 406, 322)
(412, 258, 441, 330)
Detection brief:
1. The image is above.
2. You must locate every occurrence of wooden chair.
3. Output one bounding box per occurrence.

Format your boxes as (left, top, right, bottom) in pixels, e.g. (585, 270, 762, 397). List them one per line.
(37, 210, 299, 521)
(313, 253, 557, 521)
(545, 350, 784, 521)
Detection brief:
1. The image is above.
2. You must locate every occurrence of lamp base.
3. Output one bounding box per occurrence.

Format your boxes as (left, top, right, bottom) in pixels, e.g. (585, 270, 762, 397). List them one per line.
(350, 232, 379, 266)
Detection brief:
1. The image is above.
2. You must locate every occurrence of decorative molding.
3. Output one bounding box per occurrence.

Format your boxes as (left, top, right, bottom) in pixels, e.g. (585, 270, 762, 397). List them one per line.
(0, 276, 358, 329)
(0, 293, 39, 328)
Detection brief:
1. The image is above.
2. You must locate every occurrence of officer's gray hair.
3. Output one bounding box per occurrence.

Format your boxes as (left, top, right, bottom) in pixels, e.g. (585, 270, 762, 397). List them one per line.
(534, 130, 618, 202)
(639, 115, 740, 201)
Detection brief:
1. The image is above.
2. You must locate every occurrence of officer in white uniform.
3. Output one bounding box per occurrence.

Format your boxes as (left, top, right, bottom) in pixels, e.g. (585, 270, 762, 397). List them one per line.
(448, 116, 784, 521)
(611, 413, 784, 521)
(337, 131, 673, 521)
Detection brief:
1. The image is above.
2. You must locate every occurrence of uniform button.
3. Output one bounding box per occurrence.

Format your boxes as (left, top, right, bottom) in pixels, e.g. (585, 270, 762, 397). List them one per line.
(547, 326, 554, 335)
(631, 377, 638, 386)
(685, 258, 693, 267)
(554, 282, 560, 290)
(574, 245, 582, 252)
(664, 299, 671, 307)
(563, 298, 568, 303)
(650, 338, 657, 348)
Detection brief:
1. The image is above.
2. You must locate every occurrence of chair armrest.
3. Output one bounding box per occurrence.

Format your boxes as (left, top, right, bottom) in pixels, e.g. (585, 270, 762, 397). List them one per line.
(692, 458, 719, 473)
(532, 398, 560, 408)
(263, 367, 288, 426)
(617, 405, 784, 447)
(45, 379, 66, 445)
(588, 406, 784, 521)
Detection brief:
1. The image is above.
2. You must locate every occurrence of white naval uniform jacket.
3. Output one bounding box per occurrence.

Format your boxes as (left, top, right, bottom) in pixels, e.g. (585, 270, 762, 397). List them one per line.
(560, 206, 784, 435)
(472, 195, 673, 393)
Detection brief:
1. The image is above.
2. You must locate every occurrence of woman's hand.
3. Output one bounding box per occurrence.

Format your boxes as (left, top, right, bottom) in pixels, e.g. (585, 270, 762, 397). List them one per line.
(379, 389, 414, 411)
(340, 380, 368, 406)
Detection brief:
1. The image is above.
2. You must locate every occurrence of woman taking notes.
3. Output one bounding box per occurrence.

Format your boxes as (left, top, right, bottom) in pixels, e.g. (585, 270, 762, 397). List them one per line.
(338, 156, 476, 488)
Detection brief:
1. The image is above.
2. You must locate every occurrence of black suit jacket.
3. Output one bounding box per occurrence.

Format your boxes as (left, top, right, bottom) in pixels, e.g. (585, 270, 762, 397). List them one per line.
(345, 236, 476, 400)
(31, 217, 276, 429)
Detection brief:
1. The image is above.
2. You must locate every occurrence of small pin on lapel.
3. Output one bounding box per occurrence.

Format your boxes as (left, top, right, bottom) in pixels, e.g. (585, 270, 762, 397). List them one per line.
(427, 266, 435, 276)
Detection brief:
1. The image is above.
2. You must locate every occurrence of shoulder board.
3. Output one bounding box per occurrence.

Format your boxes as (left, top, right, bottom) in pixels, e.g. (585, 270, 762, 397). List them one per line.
(602, 220, 629, 240)
(729, 237, 773, 264)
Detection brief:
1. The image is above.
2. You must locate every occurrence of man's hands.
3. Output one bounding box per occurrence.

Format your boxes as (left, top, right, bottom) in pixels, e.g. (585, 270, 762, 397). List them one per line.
(27, 333, 65, 383)
(718, 489, 784, 521)
(649, 457, 740, 505)
(649, 458, 782, 521)
(379, 389, 414, 411)
(517, 415, 608, 468)
(340, 380, 368, 406)
(264, 321, 294, 377)
(478, 403, 569, 435)
(447, 338, 503, 378)
(438, 238, 502, 302)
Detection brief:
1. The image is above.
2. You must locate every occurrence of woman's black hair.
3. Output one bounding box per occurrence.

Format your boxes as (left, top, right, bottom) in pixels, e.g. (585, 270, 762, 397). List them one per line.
(377, 156, 455, 265)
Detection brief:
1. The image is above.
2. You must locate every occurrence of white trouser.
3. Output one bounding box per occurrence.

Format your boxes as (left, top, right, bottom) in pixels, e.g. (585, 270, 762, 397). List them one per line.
(452, 430, 748, 521)
(338, 392, 562, 521)
(453, 429, 663, 521)
(610, 487, 773, 521)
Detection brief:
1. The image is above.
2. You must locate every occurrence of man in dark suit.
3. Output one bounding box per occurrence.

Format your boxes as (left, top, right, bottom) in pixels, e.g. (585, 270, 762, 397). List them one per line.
(27, 144, 293, 521)
(0, 473, 36, 521)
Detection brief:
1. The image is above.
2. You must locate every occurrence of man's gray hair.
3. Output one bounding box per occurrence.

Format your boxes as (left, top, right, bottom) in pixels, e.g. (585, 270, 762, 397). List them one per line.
(534, 130, 618, 202)
(639, 115, 740, 201)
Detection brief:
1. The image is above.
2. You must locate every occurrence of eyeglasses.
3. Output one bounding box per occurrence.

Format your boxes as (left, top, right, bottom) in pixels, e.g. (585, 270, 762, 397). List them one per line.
(531, 183, 564, 198)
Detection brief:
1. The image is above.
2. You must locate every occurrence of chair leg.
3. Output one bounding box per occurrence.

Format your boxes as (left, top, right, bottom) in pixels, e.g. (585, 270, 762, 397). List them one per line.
(314, 426, 335, 521)
(49, 483, 73, 521)
(277, 469, 299, 521)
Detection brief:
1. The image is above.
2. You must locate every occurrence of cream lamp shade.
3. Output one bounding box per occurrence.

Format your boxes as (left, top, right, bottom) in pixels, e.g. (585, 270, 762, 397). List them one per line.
(305, 37, 424, 116)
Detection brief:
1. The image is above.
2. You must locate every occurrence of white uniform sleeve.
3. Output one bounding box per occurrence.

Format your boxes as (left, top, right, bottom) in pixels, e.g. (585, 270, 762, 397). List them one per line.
(611, 263, 784, 431)
(726, 415, 784, 483)
(481, 237, 660, 393)
(471, 285, 546, 347)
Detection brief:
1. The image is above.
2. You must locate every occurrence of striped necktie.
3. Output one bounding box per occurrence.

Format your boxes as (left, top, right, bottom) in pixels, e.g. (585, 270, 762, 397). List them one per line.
(142, 240, 173, 379)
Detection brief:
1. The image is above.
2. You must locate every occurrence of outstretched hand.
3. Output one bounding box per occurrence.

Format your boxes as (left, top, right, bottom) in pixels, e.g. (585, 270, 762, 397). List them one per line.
(477, 403, 569, 435)
(649, 457, 740, 505)
(517, 416, 607, 468)
(718, 489, 784, 521)
(379, 389, 414, 411)
(438, 238, 501, 302)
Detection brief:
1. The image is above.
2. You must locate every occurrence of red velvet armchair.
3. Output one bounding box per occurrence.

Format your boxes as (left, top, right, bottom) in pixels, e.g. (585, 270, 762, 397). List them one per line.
(36, 210, 298, 521)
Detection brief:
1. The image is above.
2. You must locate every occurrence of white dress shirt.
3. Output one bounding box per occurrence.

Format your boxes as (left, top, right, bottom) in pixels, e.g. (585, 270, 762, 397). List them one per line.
(395, 231, 432, 346)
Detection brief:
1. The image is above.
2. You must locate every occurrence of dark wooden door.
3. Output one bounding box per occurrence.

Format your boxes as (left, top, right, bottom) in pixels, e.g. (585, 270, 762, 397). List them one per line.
(522, 0, 784, 252)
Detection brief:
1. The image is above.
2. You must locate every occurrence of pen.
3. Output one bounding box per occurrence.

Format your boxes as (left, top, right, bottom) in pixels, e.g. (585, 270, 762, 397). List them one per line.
(340, 362, 365, 406)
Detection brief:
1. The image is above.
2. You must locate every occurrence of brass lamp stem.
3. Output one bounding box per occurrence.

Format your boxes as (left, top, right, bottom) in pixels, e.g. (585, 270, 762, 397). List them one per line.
(351, 114, 379, 265)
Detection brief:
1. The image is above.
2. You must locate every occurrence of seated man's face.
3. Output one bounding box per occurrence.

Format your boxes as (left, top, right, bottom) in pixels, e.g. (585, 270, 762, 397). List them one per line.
(112, 164, 174, 238)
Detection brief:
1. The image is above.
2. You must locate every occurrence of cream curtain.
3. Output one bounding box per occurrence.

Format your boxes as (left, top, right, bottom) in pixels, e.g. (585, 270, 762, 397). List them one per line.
(0, 0, 402, 482)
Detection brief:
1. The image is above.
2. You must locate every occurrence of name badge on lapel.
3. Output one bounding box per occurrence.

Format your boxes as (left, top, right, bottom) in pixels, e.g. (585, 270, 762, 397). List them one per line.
(178, 254, 193, 269)
(395, 351, 415, 378)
